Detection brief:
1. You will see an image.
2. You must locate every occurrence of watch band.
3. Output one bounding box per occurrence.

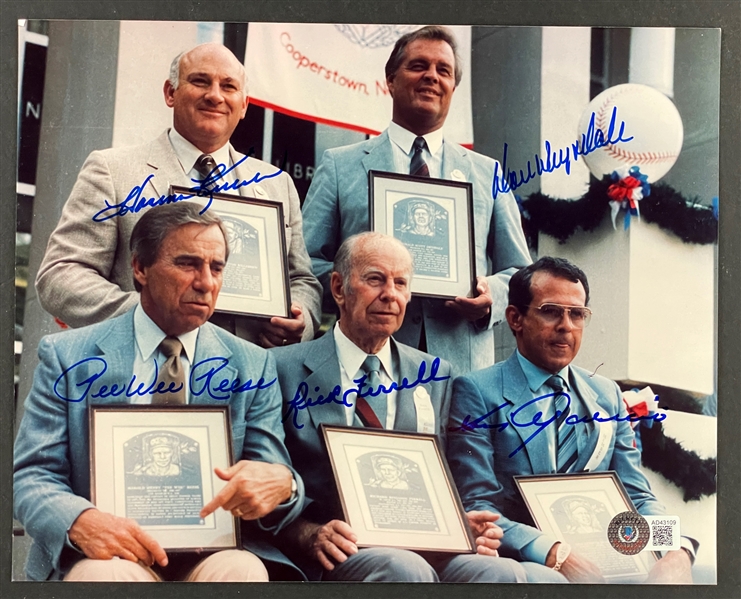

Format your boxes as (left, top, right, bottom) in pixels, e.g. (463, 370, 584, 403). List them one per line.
(552, 541, 572, 571)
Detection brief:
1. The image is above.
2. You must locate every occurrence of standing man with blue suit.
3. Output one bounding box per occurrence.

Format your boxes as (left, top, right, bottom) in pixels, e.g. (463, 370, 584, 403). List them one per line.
(302, 26, 532, 375)
(446, 256, 696, 583)
(14, 203, 304, 582)
(270, 232, 563, 583)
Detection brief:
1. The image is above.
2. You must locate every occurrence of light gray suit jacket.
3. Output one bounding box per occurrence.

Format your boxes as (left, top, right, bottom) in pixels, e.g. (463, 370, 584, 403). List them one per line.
(36, 130, 322, 343)
(13, 309, 305, 580)
(446, 353, 664, 561)
(302, 130, 532, 375)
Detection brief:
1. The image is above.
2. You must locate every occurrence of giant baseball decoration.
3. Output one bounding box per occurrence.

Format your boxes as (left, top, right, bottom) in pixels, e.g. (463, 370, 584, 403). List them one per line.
(578, 83, 683, 183)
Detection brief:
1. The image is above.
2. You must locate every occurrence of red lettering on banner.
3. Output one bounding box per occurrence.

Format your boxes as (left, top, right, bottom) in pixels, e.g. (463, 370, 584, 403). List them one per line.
(376, 80, 389, 96)
(279, 31, 370, 96)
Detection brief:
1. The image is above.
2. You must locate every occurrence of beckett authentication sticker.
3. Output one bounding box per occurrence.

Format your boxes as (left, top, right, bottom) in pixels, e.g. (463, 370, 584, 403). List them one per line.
(608, 511, 650, 555)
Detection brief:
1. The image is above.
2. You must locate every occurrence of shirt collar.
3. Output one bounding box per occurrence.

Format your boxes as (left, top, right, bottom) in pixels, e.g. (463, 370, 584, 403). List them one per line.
(168, 127, 232, 179)
(516, 350, 570, 393)
(134, 303, 199, 364)
(388, 120, 444, 157)
(333, 322, 393, 381)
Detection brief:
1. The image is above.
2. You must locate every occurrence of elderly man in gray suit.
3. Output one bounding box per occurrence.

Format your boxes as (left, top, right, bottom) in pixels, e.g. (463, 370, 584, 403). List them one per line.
(270, 232, 563, 583)
(36, 42, 321, 348)
(302, 26, 532, 375)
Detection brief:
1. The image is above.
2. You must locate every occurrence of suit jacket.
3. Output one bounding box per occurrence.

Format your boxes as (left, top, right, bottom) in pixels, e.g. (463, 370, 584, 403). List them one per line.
(270, 332, 453, 525)
(13, 309, 305, 580)
(301, 130, 532, 375)
(36, 129, 322, 343)
(445, 353, 664, 561)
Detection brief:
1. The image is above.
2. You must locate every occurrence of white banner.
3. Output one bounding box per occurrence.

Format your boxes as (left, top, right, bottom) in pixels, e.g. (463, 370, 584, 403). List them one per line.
(245, 23, 473, 145)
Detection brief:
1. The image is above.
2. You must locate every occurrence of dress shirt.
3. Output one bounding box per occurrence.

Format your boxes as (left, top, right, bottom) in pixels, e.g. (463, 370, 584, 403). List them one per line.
(131, 303, 199, 404)
(168, 127, 235, 187)
(387, 120, 444, 179)
(333, 322, 397, 428)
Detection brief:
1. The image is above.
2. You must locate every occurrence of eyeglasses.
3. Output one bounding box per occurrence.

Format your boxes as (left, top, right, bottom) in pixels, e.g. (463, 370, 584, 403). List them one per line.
(526, 303, 592, 328)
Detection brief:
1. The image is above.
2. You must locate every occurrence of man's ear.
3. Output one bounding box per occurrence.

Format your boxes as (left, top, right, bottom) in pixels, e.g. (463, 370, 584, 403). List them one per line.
(239, 96, 249, 120)
(163, 80, 176, 108)
(330, 272, 345, 309)
(505, 304, 524, 334)
(386, 75, 395, 99)
(132, 255, 148, 289)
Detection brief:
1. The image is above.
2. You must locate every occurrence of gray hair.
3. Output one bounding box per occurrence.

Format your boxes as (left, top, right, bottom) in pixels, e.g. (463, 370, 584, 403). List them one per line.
(168, 44, 248, 95)
(385, 25, 462, 87)
(333, 232, 413, 294)
(130, 202, 230, 291)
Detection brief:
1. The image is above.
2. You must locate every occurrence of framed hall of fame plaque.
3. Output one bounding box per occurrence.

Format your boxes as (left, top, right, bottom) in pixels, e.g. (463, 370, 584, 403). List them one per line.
(90, 405, 238, 552)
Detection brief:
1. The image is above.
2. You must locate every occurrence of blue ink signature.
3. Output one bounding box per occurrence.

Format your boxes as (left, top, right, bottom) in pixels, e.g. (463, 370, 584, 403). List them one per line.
(451, 391, 665, 458)
(492, 106, 634, 199)
(91, 156, 283, 222)
(53, 356, 275, 402)
(282, 358, 451, 429)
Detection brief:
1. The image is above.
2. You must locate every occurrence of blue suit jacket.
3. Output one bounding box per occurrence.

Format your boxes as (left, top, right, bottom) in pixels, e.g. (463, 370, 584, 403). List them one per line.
(13, 309, 305, 580)
(445, 353, 664, 562)
(302, 130, 532, 375)
(270, 332, 453, 577)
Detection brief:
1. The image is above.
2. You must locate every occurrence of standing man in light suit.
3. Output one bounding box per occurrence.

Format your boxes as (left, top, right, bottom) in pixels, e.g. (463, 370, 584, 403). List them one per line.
(36, 42, 321, 348)
(14, 203, 304, 582)
(270, 232, 562, 583)
(446, 257, 697, 583)
(302, 26, 532, 375)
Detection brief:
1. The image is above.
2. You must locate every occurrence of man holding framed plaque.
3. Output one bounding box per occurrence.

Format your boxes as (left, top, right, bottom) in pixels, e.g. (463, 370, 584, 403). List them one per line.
(446, 256, 696, 583)
(270, 232, 562, 582)
(35, 42, 321, 348)
(14, 203, 304, 582)
(302, 26, 532, 375)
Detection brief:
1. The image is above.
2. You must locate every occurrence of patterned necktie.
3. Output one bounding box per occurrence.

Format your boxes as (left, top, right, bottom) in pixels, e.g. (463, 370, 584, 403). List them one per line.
(354, 355, 386, 429)
(410, 136, 430, 177)
(153, 337, 186, 405)
(547, 375, 578, 473)
(194, 153, 219, 189)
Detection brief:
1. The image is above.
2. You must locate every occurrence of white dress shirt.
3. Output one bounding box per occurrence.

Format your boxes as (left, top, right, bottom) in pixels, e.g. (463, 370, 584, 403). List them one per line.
(333, 322, 398, 428)
(130, 303, 199, 404)
(387, 120, 444, 179)
(168, 127, 235, 187)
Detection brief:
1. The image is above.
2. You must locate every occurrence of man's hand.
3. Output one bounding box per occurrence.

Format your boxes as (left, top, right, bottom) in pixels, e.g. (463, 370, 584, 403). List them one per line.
(200, 460, 293, 520)
(466, 510, 502, 556)
(68, 508, 168, 567)
(645, 549, 693, 584)
(302, 519, 358, 571)
(546, 544, 605, 583)
(444, 276, 492, 322)
(259, 303, 305, 348)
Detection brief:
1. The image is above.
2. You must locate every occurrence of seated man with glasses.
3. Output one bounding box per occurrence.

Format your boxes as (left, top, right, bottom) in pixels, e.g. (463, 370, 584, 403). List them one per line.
(446, 256, 696, 583)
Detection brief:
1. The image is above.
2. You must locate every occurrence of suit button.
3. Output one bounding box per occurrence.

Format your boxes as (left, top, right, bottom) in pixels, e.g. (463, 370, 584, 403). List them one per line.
(412, 316, 422, 324)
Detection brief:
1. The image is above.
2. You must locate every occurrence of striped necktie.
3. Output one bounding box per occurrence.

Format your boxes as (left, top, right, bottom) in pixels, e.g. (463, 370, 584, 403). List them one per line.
(194, 153, 219, 189)
(547, 375, 578, 473)
(153, 337, 186, 405)
(353, 355, 386, 429)
(410, 137, 430, 177)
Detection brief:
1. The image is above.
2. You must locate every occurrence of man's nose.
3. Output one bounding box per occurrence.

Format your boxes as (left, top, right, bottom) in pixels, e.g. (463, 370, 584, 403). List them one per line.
(203, 82, 224, 103)
(422, 66, 440, 82)
(192, 265, 218, 292)
(555, 310, 575, 331)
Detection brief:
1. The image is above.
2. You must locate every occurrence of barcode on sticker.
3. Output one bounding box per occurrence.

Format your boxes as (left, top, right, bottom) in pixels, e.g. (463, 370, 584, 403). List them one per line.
(645, 516, 680, 551)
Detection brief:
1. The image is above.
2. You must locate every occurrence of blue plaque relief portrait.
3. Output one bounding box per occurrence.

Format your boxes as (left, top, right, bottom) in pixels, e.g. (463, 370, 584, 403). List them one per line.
(357, 451, 440, 532)
(393, 197, 450, 278)
(220, 215, 262, 297)
(123, 431, 204, 526)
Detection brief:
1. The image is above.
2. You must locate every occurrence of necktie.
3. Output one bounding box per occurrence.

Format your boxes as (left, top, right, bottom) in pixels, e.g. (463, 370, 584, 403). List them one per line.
(153, 337, 186, 405)
(354, 355, 386, 429)
(547, 375, 578, 473)
(410, 137, 430, 178)
(194, 153, 220, 188)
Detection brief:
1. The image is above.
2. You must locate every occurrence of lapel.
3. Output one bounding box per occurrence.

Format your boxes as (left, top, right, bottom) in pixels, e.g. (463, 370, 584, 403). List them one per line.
(568, 369, 601, 471)
(391, 339, 420, 432)
(228, 146, 272, 201)
(501, 354, 552, 473)
(361, 130, 396, 174)
(144, 130, 192, 198)
(441, 139, 472, 182)
(93, 311, 138, 404)
(304, 334, 348, 430)
(189, 324, 234, 405)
